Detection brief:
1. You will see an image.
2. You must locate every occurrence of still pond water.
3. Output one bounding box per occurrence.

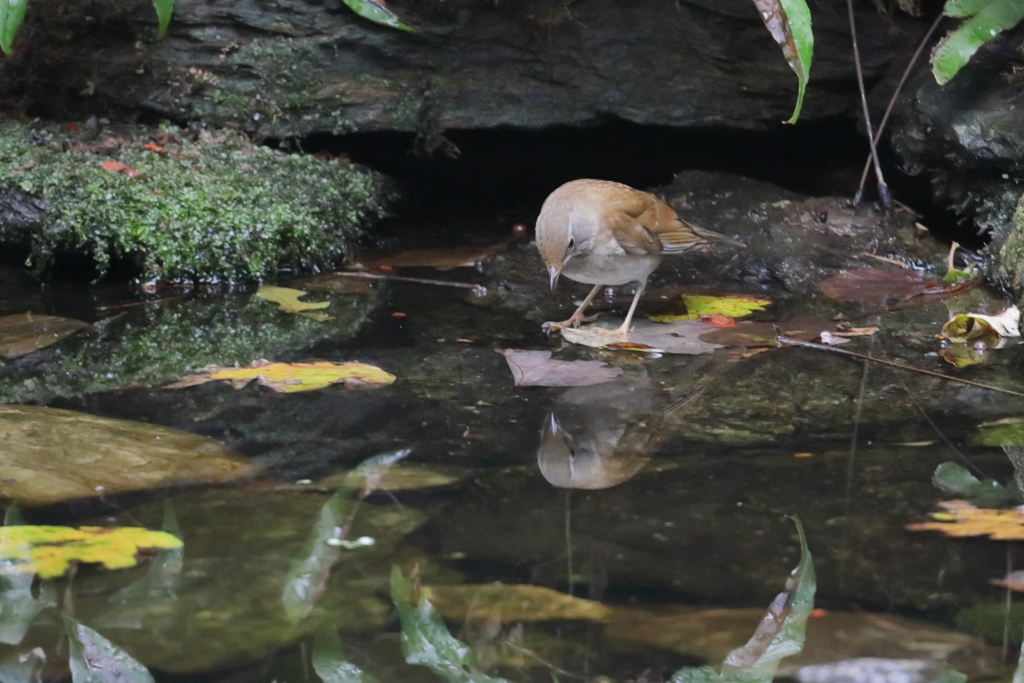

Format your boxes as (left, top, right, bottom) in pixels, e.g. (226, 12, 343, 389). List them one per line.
(2, 219, 1024, 683)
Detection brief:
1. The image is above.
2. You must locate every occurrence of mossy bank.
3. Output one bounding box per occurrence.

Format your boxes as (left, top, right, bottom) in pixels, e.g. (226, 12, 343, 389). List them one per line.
(0, 120, 395, 282)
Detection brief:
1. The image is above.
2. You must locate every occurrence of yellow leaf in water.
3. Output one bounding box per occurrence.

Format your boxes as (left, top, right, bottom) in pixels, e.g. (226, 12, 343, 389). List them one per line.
(906, 500, 1024, 539)
(255, 286, 333, 318)
(649, 294, 771, 323)
(167, 359, 396, 393)
(0, 525, 182, 578)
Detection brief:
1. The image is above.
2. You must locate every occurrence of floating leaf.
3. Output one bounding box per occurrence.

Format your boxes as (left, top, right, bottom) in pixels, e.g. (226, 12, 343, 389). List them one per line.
(152, 0, 175, 38)
(558, 319, 722, 355)
(421, 584, 613, 623)
(0, 526, 182, 579)
(931, 462, 1020, 508)
(341, 0, 414, 31)
(941, 307, 1020, 342)
(671, 516, 815, 683)
(932, 0, 1024, 85)
(0, 312, 90, 359)
(649, 294, 771, 323)
(819, 269, 940, 303)
(498, 349, 623, 387)
(0, 0, 27, 55)
(751, 0, 813, 123)
(255, 285, 333, 320)
(66, 617, 156, 683)
(352, 244, 504, 270)
(390, 566, 513, 683)
(166, 359, 395, 393)
(0, 405, 254, 505)
(906, 500, 1024, 539)
(699, 316, 834, 348)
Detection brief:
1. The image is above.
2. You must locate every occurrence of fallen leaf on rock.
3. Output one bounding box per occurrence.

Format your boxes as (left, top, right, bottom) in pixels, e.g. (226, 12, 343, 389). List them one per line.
(819, 331, 850, 346)
(649, 294, 771, 323)
(422, 584, 613, 623)
(0, 312, 90, 359)
(906, 500, 1024, 539)
(166, 359, 396, 393)
(941, 307, 1020, 342)
(499, 349, 622, 387)
(100, 160, 140, 177)
(255, 285, 333, 320)
(819, 268, 940, 303)
(0, 405, 255, 505)
(971, 417, 1024, 447)
(699, 317, 834, 348)
(832, 326, 879, 337)
(558, 319, 722, 355)
(0, 525, 182, 579)
(352, 244, 504, 270)
(318, 464, 463, 491)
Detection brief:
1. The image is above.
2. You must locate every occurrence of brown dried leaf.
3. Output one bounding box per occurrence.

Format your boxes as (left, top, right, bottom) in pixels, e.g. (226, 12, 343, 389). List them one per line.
(499, 349, 622, 387)
(0, 312, 90, 359)
(699, 316, 834, 348)
(819, 268, 940, 303)
(352, 243, 505, 270)
(906, 500, 1024, 540)
(421, 584, 613, 623)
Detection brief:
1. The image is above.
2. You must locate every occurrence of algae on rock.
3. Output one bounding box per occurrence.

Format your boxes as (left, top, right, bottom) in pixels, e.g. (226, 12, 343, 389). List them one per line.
(0, 121, 395, 282)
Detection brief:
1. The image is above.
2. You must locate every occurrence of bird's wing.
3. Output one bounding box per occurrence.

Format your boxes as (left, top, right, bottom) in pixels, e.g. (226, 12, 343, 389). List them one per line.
(604, 189, 666, 256)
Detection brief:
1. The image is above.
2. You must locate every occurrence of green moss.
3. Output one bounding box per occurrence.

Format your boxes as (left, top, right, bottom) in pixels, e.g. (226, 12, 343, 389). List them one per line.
(998, 193, 1024, 301)
(0, 121, 395, 282)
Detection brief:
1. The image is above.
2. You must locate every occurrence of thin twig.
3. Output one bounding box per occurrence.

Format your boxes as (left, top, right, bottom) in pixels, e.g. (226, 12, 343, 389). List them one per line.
(777, 335, 1024, 398)
(839, 333, 873, 593)
(95, 295, 182, 311)
(898, 375, 984, 476)
(847, 0, 891, 207)
(855, 12, 945, 201)
(333, 271, 487, 296)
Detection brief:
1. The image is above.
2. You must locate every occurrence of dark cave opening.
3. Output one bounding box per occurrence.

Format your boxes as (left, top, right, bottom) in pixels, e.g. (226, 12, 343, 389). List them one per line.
(298, 117, 977, 248)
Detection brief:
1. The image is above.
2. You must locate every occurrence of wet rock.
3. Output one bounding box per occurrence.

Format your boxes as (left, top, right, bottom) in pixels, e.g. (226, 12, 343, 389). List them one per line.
(888, 59, 1024, 301)
(0, 0, 924, 137)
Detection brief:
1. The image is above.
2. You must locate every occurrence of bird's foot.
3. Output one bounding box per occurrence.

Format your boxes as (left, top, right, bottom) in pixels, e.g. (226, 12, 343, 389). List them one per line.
(579, 325, 630, 341)
(543, 313, 598, 334)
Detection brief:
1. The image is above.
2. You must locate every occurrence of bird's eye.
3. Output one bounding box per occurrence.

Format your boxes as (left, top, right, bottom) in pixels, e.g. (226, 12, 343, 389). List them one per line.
(568, 237, 576, 249)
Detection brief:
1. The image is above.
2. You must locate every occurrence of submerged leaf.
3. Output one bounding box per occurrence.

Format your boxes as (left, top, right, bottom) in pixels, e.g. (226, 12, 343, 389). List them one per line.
(0, 312, 90, 359)
(66, 618, 155, 683)
(0, 526, 182, 579)
(932, 0, 1024, 85)
(499, 349, 623, 387)
(166, 359, 396, 393)
(971, 417, 1024, 447)
(0, 405, 253, 505)
(906, 500, 1024, 539)
(312, 626, 380, 683)
(421, 584, 614, 623)
(932, 462, 1020, 508)
(699, 317, 834, 348)
(671, 516, 815, 683)
(391, 566, 513, 683)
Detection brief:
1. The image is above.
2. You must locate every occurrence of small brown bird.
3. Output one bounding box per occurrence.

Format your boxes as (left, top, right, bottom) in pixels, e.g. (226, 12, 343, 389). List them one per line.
(536, 179, 742, 338)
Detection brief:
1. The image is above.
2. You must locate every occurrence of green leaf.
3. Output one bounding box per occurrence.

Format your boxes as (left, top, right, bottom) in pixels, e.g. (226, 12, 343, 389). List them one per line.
(281, 449, 410, 622)
(312, 627, 381, 683)
(932, 462, 1020, 508)
(751, 0, 813, 124)
(390, 565, 513, 683)
(65, 618, 155, 683)
(152, 0, 175, 38)
(0, 0, 28, 55)
(670, 515, 815, 683)
(932, 0, 1024, 85)
(341, 0, 413, 31)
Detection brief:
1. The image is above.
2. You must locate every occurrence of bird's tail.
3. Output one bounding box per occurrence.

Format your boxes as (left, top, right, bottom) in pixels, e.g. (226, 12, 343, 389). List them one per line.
(687, 220, 745, 248)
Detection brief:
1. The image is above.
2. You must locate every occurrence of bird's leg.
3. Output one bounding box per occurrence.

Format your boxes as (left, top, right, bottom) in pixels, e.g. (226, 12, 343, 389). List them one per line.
(611, 281, 647, 337)
(545, 284, 603, 331)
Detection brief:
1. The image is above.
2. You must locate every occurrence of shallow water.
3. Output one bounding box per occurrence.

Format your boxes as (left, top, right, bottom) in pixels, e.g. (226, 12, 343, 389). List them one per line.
(2, 222, 1024, 683)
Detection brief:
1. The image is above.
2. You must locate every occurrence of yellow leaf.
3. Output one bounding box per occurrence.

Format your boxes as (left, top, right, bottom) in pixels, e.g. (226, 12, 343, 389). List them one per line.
(167, 359, 396, 393)
(906, 500, 1024, 540)
(255, 285, 333, 317)
(0, 525, 182, 579)
(649, 294, 771, 323)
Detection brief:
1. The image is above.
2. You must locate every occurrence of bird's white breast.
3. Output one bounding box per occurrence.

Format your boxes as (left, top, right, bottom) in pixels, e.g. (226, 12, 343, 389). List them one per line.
(560, 252, 662, 285)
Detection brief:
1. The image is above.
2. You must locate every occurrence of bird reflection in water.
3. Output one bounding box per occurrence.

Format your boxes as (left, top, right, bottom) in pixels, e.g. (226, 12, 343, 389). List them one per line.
(537, 374, 713, 490)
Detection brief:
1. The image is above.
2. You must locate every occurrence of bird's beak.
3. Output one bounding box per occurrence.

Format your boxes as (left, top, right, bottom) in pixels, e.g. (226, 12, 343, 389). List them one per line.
(549, 265, 561, 290)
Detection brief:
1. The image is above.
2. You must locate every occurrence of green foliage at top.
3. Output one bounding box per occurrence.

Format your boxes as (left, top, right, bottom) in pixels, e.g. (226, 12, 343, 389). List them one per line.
(932, 0, 1024, 84)
(152, 0, 175, 38)
(0, 122, 393, 282)
(0, 0, 28, 54)
(779, 0, 813, 124)
(342, 0, 413, 31)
